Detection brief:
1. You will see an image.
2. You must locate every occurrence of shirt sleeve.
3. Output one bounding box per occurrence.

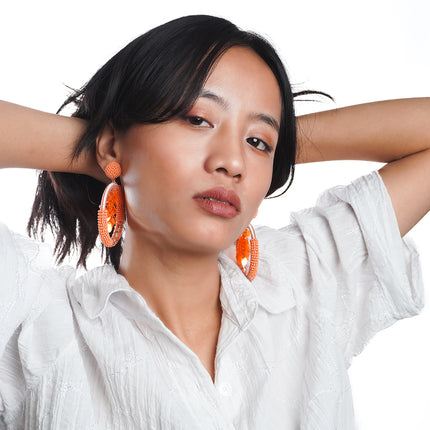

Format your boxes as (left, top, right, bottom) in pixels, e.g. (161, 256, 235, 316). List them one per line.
(0, 222, 54, 426)
(289, 171, 425, 367)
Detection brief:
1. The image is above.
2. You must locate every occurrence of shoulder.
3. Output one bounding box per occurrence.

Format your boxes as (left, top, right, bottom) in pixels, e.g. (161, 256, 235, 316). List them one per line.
(251, 170, 403, 304)
(0, 221, 56, 281)
(0, 221, 78, 361)
(256, 171, 389, 261)
(254, 171, 424, 366)
(0, 221, 74, 298)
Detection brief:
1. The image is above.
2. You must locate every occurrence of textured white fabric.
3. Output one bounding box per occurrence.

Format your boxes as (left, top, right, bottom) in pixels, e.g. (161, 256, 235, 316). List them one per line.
(0, 171, 424, 429)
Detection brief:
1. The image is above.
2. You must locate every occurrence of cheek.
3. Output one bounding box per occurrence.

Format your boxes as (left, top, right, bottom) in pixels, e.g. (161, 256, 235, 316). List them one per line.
(120, 142, 201, 222)
(248, 161, 274, 204)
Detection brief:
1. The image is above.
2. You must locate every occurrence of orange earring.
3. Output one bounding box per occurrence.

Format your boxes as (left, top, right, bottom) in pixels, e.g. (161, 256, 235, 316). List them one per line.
(97, 161, 125, 247)
(236, 224, 259, 281)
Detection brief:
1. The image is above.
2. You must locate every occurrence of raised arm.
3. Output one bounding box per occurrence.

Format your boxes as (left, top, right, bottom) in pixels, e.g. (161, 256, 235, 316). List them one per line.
(296, 98, 430, 236)
(0, 100, 101, 179)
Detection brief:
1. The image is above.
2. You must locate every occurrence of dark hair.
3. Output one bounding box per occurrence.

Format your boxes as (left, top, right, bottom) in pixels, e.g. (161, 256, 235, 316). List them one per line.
(28, 15, 320, 270)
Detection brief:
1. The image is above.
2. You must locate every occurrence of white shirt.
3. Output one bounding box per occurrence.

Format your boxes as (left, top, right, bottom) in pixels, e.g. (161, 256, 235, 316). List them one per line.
(0, 171, 424, 429)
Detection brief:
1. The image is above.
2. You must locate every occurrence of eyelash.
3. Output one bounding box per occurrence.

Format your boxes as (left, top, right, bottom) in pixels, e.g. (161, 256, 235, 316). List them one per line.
(185, 116, 273, 153)
(247, 137, 273, 153)
(185, 116, 212, 127)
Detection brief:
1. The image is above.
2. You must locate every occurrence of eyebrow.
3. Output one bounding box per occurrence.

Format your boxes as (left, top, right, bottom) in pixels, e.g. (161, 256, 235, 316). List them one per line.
(199, 89, 280, 132)
(249, 113, 280, 133)
(200, 90, 230, 110)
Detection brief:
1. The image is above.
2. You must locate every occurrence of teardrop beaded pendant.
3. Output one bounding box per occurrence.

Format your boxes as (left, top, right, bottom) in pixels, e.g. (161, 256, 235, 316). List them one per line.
(97, 161, 125, 247)
(236, 224, 258, 281)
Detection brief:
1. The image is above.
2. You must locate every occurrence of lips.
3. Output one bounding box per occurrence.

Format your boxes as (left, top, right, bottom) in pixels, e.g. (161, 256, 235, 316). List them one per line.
(193, 187, 241, 218)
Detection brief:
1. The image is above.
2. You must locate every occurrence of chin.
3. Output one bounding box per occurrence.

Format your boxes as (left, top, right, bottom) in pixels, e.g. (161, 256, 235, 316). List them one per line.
(177, 224, 238, 256)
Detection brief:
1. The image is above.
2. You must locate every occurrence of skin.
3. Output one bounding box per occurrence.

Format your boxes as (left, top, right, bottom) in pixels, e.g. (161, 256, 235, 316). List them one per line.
(96, 47, 282, 381)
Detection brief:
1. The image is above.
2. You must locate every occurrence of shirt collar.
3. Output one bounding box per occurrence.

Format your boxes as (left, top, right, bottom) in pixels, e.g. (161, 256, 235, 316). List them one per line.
(70, 265, 134, 320)
(69, 249, 296, 330)
(218, 250, 296, 318)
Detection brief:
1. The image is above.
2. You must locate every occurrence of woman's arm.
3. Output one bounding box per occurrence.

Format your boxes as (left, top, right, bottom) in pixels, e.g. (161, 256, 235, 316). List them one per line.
(296, 97, 430, 236)
(0, 100, 102, 179)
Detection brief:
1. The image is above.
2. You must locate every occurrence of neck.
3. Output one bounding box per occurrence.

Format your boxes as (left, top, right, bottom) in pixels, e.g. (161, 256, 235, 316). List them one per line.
(118, 228, 222, 344)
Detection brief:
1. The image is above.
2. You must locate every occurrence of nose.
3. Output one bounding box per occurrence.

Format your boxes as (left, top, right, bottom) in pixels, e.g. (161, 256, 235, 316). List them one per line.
(204, 125, 246, 180)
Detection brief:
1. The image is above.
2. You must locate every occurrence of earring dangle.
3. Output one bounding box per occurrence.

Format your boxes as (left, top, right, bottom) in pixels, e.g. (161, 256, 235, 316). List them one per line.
(236, 224, 259, 281)
(98, 161, 125, 247)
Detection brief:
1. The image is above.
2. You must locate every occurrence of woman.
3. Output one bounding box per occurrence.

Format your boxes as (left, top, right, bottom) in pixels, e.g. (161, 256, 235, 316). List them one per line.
(0, 15, 427, 429)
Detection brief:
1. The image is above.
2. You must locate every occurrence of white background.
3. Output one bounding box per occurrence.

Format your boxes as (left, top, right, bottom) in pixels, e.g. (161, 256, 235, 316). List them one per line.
(1, 0, 429, 428)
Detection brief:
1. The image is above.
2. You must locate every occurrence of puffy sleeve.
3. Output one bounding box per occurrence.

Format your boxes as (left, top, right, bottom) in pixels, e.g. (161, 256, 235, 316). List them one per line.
(288, 171, 425, 367)
(0, 222, 54, 426)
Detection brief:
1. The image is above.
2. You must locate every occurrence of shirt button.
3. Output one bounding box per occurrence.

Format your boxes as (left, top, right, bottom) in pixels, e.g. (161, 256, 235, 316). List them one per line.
(217, 382, 233, 397)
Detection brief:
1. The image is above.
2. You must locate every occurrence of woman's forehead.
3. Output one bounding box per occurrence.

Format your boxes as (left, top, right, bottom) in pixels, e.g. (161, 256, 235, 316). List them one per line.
(201, 47, 282, 122)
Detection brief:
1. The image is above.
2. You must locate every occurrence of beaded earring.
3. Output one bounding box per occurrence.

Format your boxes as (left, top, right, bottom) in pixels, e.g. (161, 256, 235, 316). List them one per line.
(236, 224, 259, 281)
(97, 161, 125, 247)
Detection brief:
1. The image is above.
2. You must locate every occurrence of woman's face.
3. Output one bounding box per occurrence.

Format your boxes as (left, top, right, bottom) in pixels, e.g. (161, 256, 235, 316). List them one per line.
(117, 47, 282, 254)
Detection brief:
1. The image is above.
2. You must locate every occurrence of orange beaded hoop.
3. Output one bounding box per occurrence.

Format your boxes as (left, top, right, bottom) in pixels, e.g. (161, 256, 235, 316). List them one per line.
(97, 162, 125, 247)
(236, 224, 259, 281)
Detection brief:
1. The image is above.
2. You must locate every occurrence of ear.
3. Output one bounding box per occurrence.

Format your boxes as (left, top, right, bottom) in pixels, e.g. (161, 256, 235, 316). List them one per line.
(96, 122, 121, 176)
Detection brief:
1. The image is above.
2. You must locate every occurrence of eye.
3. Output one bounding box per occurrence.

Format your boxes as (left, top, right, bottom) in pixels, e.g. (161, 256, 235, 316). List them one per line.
(186, 116, 212, 128)
(247, 137, 273, 153)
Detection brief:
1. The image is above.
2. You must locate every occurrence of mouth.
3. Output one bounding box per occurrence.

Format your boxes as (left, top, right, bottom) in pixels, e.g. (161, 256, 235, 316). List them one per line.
(193, 187, 241, 218)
